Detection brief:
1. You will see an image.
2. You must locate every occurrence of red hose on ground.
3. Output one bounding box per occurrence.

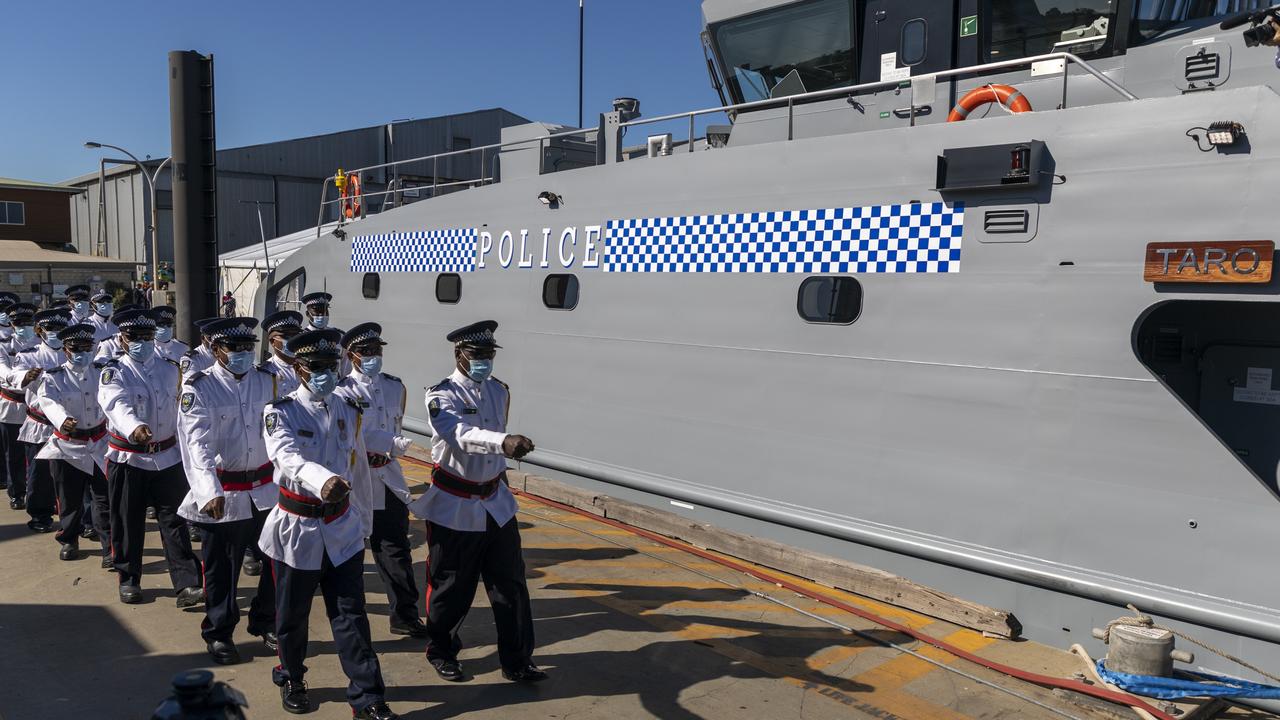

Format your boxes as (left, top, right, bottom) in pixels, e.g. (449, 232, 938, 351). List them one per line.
(402, 457, 1175, 720)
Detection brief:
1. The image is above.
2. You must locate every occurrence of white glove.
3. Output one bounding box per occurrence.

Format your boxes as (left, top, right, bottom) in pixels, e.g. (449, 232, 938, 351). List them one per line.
(391, 435, 413, 458)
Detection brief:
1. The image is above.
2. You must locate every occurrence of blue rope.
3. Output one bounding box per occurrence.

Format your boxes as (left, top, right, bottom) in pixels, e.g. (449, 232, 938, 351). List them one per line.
(1097, 660, 1280, 700)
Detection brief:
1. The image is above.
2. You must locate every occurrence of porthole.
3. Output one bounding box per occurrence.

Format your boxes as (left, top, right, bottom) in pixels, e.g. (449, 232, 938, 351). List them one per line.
(436, 273, 461, 304)
(797, 276, 861, 324)
(361, 273, 380, 299)
(900, 18, 928, 67)
(543, 274, 579, 310)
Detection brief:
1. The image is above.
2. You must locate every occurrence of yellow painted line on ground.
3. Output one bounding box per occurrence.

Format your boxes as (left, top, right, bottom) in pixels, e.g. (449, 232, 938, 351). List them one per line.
(852, 629, 995, 692)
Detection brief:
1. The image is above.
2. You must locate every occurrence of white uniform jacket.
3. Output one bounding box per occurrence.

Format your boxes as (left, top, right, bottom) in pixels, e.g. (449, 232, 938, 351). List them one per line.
(97, 355, 183, 471)
(0, 336, 38, 424)
(266, 354, 300, 399)
(88, 315, 116, 342)
(157, 338, 190, 364)
(93, 337, 124, 363)
(336, 369, 412, 511)
(407, 369, 518, 531)
(179, 345, 214, 377)
(177, 362, 279, 524)
(35, 361, 108, 475)
(259, 385, 374, 570)
(8, 343, 64, 444)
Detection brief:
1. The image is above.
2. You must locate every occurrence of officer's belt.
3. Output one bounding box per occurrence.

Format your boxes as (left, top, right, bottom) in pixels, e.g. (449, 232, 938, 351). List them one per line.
(107, 433, 178, 454)
(54, 422, 107, 442)
(0, 387, 24, 404)
(367, 453, 392, 469)
(431, 466, 502, 499)
(217, 462, 273, 492)
(25, 407, 51, 426)
(277, 485, 348, 523)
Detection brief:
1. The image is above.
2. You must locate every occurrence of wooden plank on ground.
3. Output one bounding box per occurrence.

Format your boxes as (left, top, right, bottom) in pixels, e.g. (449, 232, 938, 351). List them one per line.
(510, 470, 1022, 639)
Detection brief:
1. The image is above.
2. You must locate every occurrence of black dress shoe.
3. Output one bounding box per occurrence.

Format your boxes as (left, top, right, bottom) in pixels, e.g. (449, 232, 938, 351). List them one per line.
(175, 586, 205, 609)
(80, 526, 99, 541)
(119, 584, 142, 604)
(206, 639, 241, 665)
(354, 701, 399, 720)
(430, 658, 466, 682)
(59, 544, 79, 561)
(9, 497, 24, 510)
(27, 519, 53, 533)
(145, 506, 156, 520)
(279, 680, 311, 714)
(101, 554, 113, 569)
(188, 525, 201, 543)
(389, 617, 429, 638)
(242, 557, 262, 576)
(502, 663, 549, 683)
(248, 624, 279, 652)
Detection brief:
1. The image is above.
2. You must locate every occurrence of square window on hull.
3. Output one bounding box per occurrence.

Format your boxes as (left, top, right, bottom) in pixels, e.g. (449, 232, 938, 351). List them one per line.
(543, 274, 579, 310)
(437, 274, 462, 304)
(798, 276, 862, 324)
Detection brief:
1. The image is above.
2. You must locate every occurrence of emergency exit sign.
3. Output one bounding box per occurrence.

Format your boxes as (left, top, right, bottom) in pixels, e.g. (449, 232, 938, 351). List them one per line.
(960, 15, 978, 38)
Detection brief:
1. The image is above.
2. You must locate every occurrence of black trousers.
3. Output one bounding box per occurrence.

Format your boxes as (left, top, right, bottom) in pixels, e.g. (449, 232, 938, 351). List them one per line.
(51, 460, 109, 552)
(425, 515, 535, 670)
(197, 505, 274, 642)
(370, 486, 420, 626)
(107, 460, 201, 590)
(22, 441, 54, 524)
(1, 422, 23, 498)
(273, 550, 385, 711)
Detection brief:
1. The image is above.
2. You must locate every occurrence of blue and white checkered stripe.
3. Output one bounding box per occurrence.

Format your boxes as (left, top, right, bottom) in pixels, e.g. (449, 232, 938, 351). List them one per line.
(350, 229, 477, 273)
(603, 202, 963, 273)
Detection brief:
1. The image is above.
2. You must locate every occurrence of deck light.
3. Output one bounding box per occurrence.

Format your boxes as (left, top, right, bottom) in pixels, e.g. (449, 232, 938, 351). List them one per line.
(538, 191, 562, 207)
(1206, 121, 1245, 147)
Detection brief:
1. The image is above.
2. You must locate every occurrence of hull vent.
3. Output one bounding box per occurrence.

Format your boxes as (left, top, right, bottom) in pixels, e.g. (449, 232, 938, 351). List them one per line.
(1185, 51, 1221, 83)
(984, 209, 1030, 234)
(1153, 331, 1183, 363)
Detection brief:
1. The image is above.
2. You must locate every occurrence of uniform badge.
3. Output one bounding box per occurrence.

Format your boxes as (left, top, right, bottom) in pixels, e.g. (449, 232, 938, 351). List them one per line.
(265, 413, 281, 435)
(428, 398, 441, 418)
(337, 418, 347, 434)
(180, 392, 195, 413)
(100, 368, 116, 385)
(179, 357, 191, 373)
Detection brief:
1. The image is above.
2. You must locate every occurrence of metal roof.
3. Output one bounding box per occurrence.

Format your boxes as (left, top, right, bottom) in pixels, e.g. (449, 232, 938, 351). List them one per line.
(0, 241, 138, 266)
(217, 221, 342, 269)
(0, 177, 82, 193)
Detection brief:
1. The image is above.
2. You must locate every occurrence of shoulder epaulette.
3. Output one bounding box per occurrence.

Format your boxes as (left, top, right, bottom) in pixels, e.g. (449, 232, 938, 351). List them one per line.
(46, 366, 65, 375)
(184, 370, 208, 386)
(428, 377, 452, 392)
(491, 376, 509, 391)
(92, 360, 109, 369)
(343, 396, 363, 413)
(256, 362, 277, 375)
(383, 372, 401, 383)
(101, 357, 119, 367)
(16, 347, 36, 354)
(269, 396, 295, 407)
(183, 349, 199, 358)
(164, 358, 179, 367)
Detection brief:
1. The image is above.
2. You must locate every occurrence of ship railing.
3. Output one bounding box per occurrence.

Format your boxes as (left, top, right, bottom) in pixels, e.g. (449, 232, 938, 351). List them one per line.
(315, 51, 1136, 239)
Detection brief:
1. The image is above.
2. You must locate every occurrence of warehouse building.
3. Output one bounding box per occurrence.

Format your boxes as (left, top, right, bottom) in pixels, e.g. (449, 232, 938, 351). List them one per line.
(0, 177, 82, 251)
(63, 108, 530, 274)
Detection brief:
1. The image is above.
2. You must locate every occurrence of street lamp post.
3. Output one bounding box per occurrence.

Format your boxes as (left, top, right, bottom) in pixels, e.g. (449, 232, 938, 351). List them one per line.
(84, 142, 169, 305)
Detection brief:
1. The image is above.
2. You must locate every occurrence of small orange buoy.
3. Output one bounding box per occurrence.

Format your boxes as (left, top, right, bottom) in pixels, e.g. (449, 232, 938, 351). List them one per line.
(947, 84, 1032, 122)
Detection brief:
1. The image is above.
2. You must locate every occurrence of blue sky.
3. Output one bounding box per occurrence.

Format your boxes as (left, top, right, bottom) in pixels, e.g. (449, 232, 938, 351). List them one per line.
(1, 1, 718, 183)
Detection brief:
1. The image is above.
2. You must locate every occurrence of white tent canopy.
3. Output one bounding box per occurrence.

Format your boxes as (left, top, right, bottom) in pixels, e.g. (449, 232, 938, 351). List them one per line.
(218, 222, 339, 316)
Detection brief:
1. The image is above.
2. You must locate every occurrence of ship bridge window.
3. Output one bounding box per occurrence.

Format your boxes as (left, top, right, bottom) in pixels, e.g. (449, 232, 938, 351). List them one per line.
(361, 273, 379, 299)
(1131, 0, 1268, 45)
(710, 0, 856, 104)
(798, 276, 862, 324)
(989, 0, 1116, 61)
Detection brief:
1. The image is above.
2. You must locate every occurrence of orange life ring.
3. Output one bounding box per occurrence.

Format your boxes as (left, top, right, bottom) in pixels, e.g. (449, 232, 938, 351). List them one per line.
(341, 173, 363, 219)
(947, 84, 1032, 122)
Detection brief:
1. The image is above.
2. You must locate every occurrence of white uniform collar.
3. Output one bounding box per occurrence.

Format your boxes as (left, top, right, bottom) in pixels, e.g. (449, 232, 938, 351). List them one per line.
(211, 361, 240, 382)
(296, 383, 328, 407)
(351, 367, 377, 384)
(450, 367, 483, 389)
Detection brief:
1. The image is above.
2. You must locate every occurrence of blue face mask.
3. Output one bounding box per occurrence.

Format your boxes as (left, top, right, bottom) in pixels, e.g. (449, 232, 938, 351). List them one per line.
(306, 369, 337, 397)
(44, 335, 63, 350)
(467, 358, 493, 383)
(360, 356, 382, 376)
(127, 339, 155, 363)
(74, 301, 90, 315)
(155, 326, 173, 343)
(14, 326, 35, 342)
(0, 312, 9, 326)
(224, 350, 253, 375)
(69, 351, 93, 369)
(309, 314, 329, 329)
(95, 302, 113, 317)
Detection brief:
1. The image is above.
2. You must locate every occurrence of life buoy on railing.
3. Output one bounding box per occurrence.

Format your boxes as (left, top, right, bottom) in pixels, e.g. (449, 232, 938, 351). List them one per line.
(947, 84, 1032, 122)
(337, 169, 362, 219)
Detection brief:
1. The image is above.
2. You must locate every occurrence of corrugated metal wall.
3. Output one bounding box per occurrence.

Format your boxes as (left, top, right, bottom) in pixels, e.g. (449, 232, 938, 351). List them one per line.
(66, 108, 530, 265)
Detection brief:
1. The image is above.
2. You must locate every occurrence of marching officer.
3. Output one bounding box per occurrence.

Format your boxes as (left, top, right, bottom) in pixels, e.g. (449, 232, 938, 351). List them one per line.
(260, 328, 397, 719)
(0, 294, 17, 495)
(153, 305, 191, 362)
(98, 308, 204, 606)
(1, 303, 39, 509)
(177, 317, 278, 665)
(88, 289, 116, 341)
(0, 292, 17, 342)
(335, 323, 422, 637)
(35, 323, 111, 562)
(262, 310, 303, 397)
(91, 304, 142, 362)
(8, 309, 73, 533)
(66, 285, 93, 325)
(409, 320, 545, 683)
(300, 292, 331, 330)
(179, 318, 219, 377)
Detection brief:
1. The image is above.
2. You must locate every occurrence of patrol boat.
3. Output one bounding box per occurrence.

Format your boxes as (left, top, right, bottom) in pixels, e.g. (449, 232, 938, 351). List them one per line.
(260, 0, 1280, 683)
